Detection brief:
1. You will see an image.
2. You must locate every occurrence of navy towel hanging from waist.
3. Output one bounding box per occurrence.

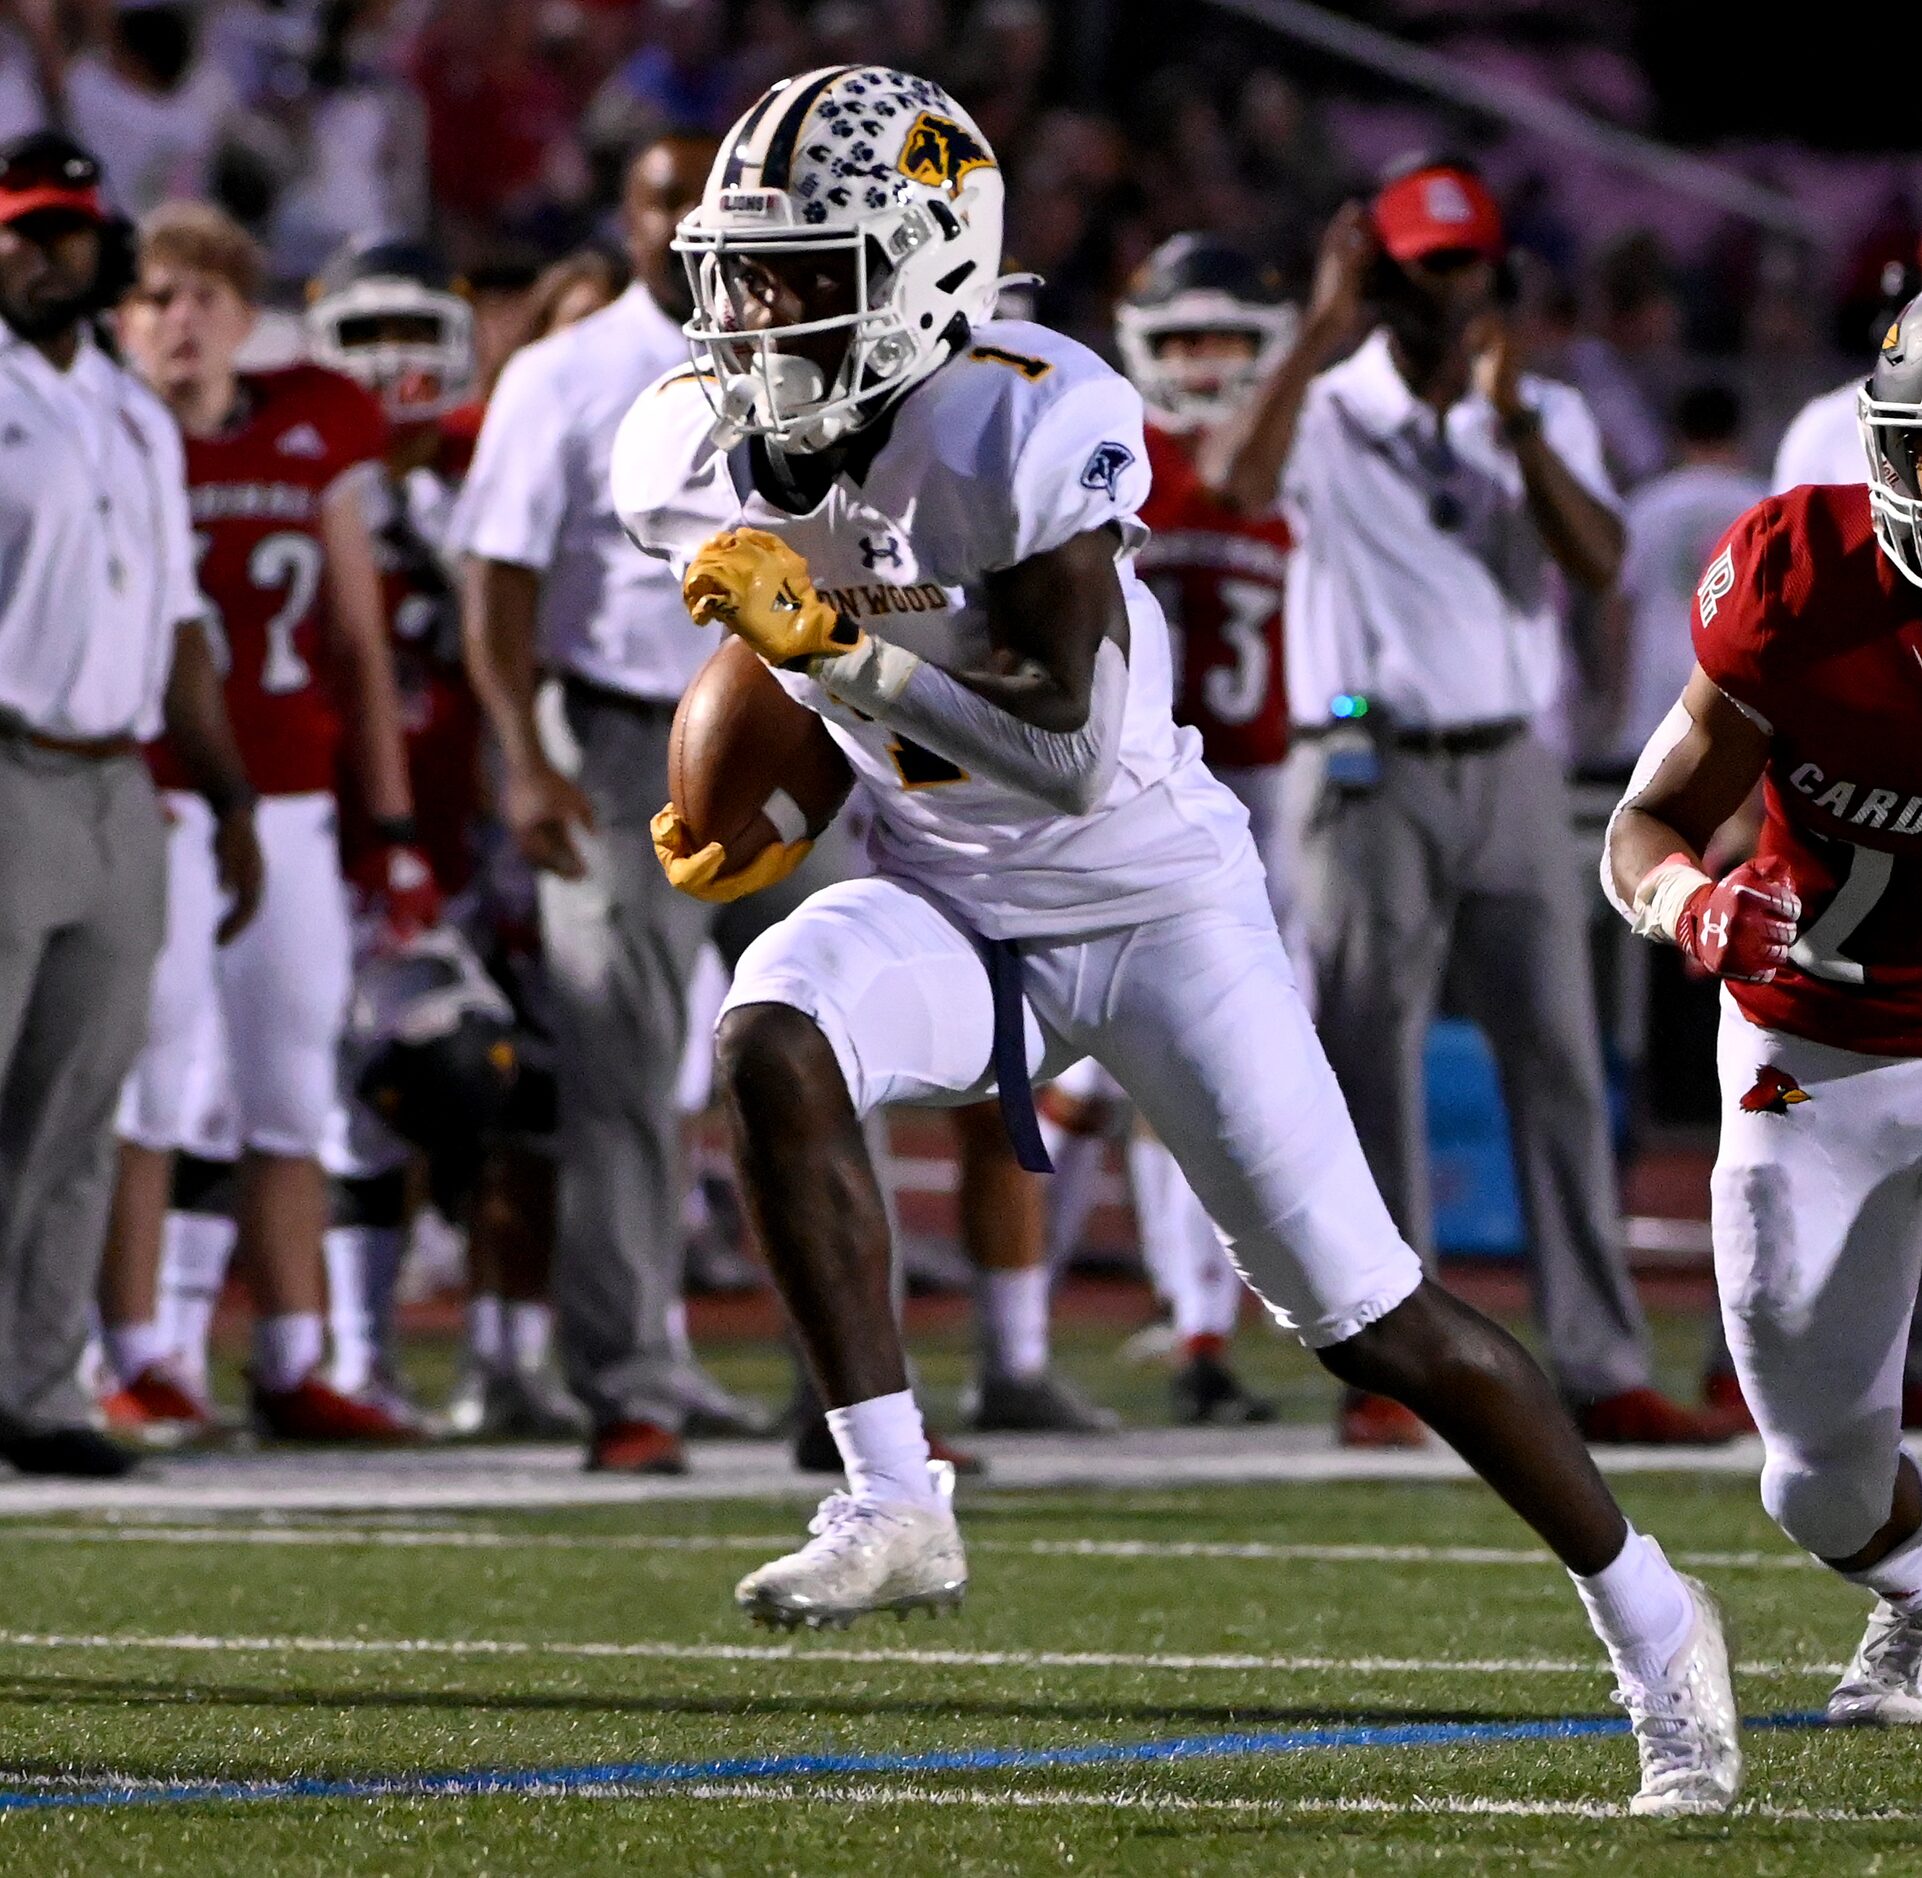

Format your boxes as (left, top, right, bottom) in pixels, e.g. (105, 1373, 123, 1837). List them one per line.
(977, 934, 1054, 1175)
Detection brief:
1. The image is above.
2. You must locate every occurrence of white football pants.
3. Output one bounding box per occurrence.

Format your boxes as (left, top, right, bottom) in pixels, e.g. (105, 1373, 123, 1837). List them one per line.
(723, 865, 1421, 1350)
(1712, 995, 1922, 1559)
(119, 792, 352, 1159)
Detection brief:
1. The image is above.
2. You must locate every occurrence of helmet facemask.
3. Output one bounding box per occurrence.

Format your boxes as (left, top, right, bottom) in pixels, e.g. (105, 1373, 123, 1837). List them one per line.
(1859, 382, 1922, 589)
(1115, 298, 1298, 431)
(309, 281, 474, 423)
(677, 198, 946, 453)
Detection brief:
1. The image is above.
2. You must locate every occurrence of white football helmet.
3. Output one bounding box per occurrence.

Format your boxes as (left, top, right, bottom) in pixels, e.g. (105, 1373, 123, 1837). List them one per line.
(1115, 234, 1298, 432)
(675, 65, 1009, 451)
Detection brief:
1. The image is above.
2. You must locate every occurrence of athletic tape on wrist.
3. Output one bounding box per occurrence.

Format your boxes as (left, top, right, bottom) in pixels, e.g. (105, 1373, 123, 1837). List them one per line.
(813, 635, 920, 711)
(1631, 857, 1713, 945)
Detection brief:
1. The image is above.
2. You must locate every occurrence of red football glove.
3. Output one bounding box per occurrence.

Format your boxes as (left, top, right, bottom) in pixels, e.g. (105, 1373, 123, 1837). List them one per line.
(1673, 854, 1800, 983)
(353, 842, 442, 945)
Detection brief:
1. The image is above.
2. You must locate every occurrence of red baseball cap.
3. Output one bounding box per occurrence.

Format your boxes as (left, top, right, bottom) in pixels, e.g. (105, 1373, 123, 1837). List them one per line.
(0, 133, 107, 229)
(1372, 164, 1503, 265)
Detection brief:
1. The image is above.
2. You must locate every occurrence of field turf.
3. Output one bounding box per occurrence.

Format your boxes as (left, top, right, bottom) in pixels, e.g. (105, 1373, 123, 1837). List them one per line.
(0, 1307, 1911, 1872)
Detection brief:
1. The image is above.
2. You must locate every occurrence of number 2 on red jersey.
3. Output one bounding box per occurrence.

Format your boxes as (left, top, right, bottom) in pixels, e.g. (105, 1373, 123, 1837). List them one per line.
(195, 529, 325, 694)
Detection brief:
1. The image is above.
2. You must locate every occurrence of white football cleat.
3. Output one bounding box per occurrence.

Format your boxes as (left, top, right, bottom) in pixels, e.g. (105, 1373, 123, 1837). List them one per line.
(735, 1461, 966, 1631)
(1619, 1574, 1743, 1817)
(1827, 1600, 1922, 1725)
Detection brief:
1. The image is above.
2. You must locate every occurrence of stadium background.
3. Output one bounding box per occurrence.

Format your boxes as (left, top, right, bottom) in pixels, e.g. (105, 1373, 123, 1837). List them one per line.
(1, 2, 1918, 1865)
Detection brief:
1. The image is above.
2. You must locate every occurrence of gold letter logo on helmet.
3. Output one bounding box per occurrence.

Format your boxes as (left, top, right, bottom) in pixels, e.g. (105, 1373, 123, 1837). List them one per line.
(898, 111, 996, 196)
(1886, 319, 1904, 352)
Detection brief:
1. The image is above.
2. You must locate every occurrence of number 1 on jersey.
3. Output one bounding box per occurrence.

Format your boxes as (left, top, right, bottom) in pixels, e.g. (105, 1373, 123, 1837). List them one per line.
(888, 735, 968, 788)
(1790, 843, 1894, 984)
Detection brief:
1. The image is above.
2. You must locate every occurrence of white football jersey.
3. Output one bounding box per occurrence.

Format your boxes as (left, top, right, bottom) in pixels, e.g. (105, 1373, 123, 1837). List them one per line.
(612, 319, 1254, 939)
(1770, 378, 1863, 494)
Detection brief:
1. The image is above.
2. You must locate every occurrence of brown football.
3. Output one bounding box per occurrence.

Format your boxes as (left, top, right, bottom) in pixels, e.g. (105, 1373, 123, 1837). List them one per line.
(668, 635, 854, 869)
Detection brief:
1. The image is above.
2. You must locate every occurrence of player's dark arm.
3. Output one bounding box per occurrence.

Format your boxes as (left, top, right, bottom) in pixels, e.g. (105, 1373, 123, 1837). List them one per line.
(162, 618, 264, 941)
(815, 525, 1131, 815)
(1606, 666, 1770, 911)
(1478, 319, 1622, 593)
(460, 553, 594, 878)
(1196, 200, 1374, 515)
(321, 478, 415, 825)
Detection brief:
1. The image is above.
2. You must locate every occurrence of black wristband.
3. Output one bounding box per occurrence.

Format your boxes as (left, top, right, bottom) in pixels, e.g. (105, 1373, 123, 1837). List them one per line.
(371, 814, 420, 846)
(206, 779, 258, 820)
(1499, 403, 1543, 445)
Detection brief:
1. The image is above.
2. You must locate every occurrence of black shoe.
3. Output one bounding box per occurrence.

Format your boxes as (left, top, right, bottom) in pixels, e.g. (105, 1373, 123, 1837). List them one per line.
(0, 1424, 142, 1477)
(967, 1370, 1120, 1434)
(1172, 1351, 1277, 1426)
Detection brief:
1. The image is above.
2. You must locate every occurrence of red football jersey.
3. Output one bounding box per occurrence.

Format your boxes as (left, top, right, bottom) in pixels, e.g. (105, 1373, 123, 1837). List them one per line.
(1693, 482, 1922, 1055)
(1137, 423, 1292, 770)
(151, 365, 385, 796)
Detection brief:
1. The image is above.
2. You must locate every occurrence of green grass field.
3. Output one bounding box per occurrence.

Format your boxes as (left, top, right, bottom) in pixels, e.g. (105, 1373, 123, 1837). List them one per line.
(3, 1307, 1915, 1874)
(2, 1476, 1918, 1871)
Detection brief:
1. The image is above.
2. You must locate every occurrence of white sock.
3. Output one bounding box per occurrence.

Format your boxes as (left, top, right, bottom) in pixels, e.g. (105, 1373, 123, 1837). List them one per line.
(980, 1266, 1051, 1380)
(157, 1210, 237, 1397)
(666, 1298, 694, 1361)
(1572, 1528, 1695, 1682)
(253, 1312, 325, 1394)
(323, 1227, 373, 1395)
(826, 1389, 938, 1506)
(1127, 1138, 1243, 1341)
(1844, 1526, 1922, 1615)
(1043, 1126, 1107, 1272)
(467, 1293, 505, 1374)
(505, 1300, 553, 1374)
(103, 1319, 171, 1389)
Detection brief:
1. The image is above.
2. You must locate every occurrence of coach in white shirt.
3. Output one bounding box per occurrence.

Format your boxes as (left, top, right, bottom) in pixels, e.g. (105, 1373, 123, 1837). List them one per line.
(1212, 159, 1729, 1442)
(460, 136, 813, 1472)
(0, 132, 259, 1471)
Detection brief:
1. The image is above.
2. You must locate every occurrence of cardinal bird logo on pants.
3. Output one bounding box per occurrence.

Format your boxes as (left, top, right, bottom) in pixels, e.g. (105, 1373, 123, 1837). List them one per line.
(1740, 1066, 1811, 1115)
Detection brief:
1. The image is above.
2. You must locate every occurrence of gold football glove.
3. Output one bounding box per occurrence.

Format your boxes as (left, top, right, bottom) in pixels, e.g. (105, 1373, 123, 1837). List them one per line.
(682, 527, 861, 667)
(650, 803, 812, 904)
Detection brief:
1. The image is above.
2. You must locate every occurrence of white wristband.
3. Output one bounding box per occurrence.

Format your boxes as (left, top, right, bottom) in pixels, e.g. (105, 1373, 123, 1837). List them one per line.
(812, 635, 921, 712)
(1630, 858, 1713, 946)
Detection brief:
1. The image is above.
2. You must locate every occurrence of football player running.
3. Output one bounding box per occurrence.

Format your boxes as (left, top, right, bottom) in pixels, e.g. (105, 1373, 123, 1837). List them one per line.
(108, 203, 435, 1440)
(616, 68, 1739, 1813)
(1609, 289, 1922, 1729)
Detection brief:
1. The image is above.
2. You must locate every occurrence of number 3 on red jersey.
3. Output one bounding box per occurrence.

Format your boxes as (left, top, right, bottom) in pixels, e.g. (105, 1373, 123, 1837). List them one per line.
(195, 529, 325, 695)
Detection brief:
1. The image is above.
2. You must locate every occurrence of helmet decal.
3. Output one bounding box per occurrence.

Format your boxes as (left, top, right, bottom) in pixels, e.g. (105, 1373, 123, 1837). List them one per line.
(897, 112, 996, 196)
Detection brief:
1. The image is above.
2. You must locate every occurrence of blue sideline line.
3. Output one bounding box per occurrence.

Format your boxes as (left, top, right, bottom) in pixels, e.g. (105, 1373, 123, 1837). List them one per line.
(0, 1711, 1830, 1814)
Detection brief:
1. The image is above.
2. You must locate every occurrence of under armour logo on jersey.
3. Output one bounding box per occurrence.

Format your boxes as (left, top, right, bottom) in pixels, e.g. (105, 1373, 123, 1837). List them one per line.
(1739, 1065, 1810, 1115)
(277, 422, 327, 459)
(1696, 544, 1736, 622)
(859, 533, 903, 570)
(1080, 442, 1135, 501)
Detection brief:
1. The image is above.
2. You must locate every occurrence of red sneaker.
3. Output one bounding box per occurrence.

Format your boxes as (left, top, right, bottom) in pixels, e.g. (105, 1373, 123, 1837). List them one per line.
(588, 1420, 688, 1474)
(252, 1373, 424, 1444)
(1701, 1370, 1757, 1433)
(927, 1431, 987, 1478)
(100, 1366, 212, 1439)
(1337, 1390, 1427, 1449)
(1577, 1385, 1747, 1446)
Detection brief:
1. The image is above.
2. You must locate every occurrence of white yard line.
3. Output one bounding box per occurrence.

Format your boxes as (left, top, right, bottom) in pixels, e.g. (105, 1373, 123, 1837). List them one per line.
(0, 1520, 1819, 1573)
(628, 1781, 1922, 1825)
(0, 1628, 1843, 1680)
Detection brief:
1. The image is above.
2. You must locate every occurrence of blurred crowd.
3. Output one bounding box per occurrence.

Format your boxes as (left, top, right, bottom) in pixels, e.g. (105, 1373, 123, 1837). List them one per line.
(0, 0, 1917, 484)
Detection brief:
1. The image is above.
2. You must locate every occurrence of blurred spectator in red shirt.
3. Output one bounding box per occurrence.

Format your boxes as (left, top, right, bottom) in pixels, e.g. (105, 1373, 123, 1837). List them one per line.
(409, 0, 586, 252)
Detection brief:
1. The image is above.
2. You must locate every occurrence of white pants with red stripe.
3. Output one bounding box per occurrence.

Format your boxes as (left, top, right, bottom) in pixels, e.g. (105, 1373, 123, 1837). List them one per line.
(1712, 994, 1922, 1558)
(118, 791, 352, 1160)
(722, 863, 1421, 1350)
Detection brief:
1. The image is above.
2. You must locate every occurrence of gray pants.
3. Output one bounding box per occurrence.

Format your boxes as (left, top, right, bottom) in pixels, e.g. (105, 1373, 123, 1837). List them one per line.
(536, 678, 844, 1429)
(0, 742, 165, 1426)
(1288, 732, 1651, 1402)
